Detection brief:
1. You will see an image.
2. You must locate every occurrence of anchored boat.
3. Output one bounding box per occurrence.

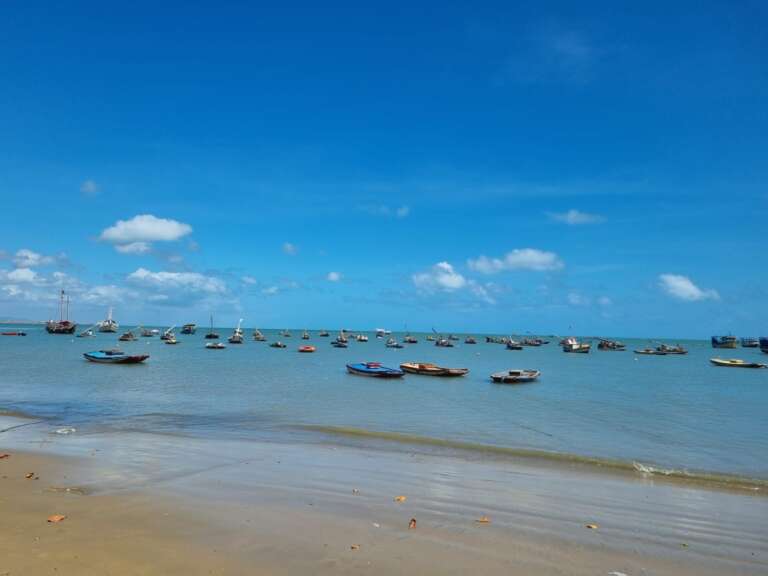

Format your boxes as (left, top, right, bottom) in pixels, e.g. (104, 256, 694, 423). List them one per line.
(97, 307, 119, 333)
(298, 345, 316, 353)
(400, 362, 468, 377)
(346, 362, 404, 378)
(490, 369, 540, 384)
(562, 337, 590, 353)
(205, 342, 226, 350)
(181, 323, 197, 335)
(83, 349, 149, 364)
(46, 290, 77, 334)
(710, 358, 767, 368)
(712, 335, 738, 349)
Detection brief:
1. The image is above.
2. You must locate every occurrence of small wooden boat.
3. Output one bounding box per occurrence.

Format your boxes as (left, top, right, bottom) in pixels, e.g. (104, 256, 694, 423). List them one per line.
(77, 325, 97, 338)
(319, 330, 330, 337)
(302, 330, 310, 340)
(346, 362, 404, 378)
(270, 341, 287, 348)
(118, 331, 137, 342)
(562, 337, 590, 353)
(400, 362, 468, 377)
(181, 323, 196, 334)
(710, 358, 767, 368)
(1, 331, 26, 336)
(165, 336, 179, 345)
(205, 315, 219, 339)
(228, 319, 244, 344)
(464, 336, 477, 344)
(761, 338, 768, 354)
(712, 335, 738, 349)
(356, 334, 369, 342)
(160, 326, 176, 341)
(331, 340, 348, 348)
(206, 342, 226, 350)
(435, 338, 453, 348)
(298, 345, 316, 353)
(403, 334, 418, 344)
(84, 349, 149, 364)
(635, 348, 667, 355)
(491, 369, 540, 384)
(97, 307, 119, 333)
(520, 338, 542, 347)
(657, 343, 687, 355)
(281, 330, 292, 338)
(386, 337, 404, 349)
(253, 329, 267, 341)
(598, 339, 625, 351)
(506, 340, 523, 351)
(741, 337, 759, 348)
(140, 327, 154, 337)
(448, 334, 459, 341)
(426, 335, 436, 341)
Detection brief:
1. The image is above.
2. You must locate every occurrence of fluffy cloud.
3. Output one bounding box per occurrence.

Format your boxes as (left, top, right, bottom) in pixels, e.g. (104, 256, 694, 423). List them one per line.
(282, 242, 298, 255)
(241, 276, 258, 285)
(327, 271, 341, 282)
(567, 291, 590, 306)
(80, 179, 100, 196)
(13, 249, 55, 268)
(468, 249, 564, 274)
(6, 268, 38, 283)
(548, 209, 604, 225)
(127, 268, 226, 294)
(412, 262, 467, 292)
(100, 214, 192, 254)
(262, 286, 280, 295)
(658, 274, 719, 302)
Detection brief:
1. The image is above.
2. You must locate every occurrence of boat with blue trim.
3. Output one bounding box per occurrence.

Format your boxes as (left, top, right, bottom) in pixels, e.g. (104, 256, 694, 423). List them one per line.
(711, 335, 737, 349)
(83, 349, 149, 364)
(346, 362, 404, 378)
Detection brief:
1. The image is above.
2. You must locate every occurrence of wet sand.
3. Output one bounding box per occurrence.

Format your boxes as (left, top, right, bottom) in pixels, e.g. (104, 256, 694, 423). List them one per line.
(1, 417, 767, 575)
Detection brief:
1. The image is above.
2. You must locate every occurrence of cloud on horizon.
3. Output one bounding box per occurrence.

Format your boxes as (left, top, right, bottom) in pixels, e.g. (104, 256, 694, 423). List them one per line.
(468, 249, 564, 274)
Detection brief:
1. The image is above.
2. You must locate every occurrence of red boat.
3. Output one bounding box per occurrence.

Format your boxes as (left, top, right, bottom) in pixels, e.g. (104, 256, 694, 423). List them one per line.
(1, 331, 26, 336)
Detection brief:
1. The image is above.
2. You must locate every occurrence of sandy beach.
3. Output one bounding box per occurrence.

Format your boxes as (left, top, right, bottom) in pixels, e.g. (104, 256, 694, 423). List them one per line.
(1, 416, 766, 575)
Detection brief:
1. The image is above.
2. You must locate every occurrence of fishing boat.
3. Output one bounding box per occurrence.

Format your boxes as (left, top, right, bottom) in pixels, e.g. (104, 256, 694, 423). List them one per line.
(1, 331, 26, 336)
(228, 319, 244, 344)
(356, 334, 369, 342)
(181, 323, 197, 335)
(562, 337, 590, 353)
(710, 358, 767, 368)
(298, 345, 316, 353)
(598, 339, 625, 351)
(281, 330, 292, 338)
(335, 331, 348, 344)
(635, 348, 667, 355)
(77, 325, 97, 338)
(160, 326, 176, 341)
(301, 330, 310, 340)
(46, 290, 77, 334)
(712, 335, 738, 349)
(83, 349, 149, 364)
(399, 362, 469, 377)
(490, 369, 540, 384)
(253, 329, 267, 341)
(205, 315, 219, 339)
(656, 343, 687, 355)
(741, 337, 759, 348)
(761, 338, 768, 354)
(165, 336, 179, 345)
(140, 327, 154, 337)
(319, 330, 330, 337)
(448, 334, 459, 341)
(403, 334, 418, 344)
(386, 337, 404, 349)
(520, 338, 542, 347)
(346, 362, 404, 378)
(118, 330, 137, 342)
(464, 336, 477, 344)
(375, 328, 390, 338)
(270, 341, 287, 348)
(506, 340, 523, 351)
(435, 338, 453, 348)
(205, 342, 226, 350)
(97, 307, 119, 333)
(331, 340, 348, 348)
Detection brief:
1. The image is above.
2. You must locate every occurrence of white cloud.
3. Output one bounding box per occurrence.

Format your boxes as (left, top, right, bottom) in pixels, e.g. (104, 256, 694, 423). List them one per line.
(114, 242, 151, 254)
(567, 291, 590, 306)
(468, 249, 564, 274)
(80, 179, 99, 196)
(6, 268, 39, 283)
(262, 285, 279, 295)
(282, 242, 298, 255)
(127, 268, 226, 294)
(327, 271, 341, 282)
(658, 274, 719, 302)
(548, 209, 604, 225)
(412, 262, 467, 292)
(13, 249, 54, 268)
(241, 276, 258, 285)
(100, 215, 192, 246)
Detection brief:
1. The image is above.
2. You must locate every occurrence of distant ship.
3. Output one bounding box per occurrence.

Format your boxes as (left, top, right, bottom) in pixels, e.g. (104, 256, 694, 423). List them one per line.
(97, 307, 119, 333)
(711, 335, 738, 349)
(181, 323, 197, 334)
(45, 290, 77, 334)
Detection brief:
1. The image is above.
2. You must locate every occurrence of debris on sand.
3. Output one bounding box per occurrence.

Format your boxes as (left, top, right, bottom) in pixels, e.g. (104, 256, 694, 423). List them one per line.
(476, 516, 491, 524)
(394, 495, 407, 503)
(47, 514, 67, 523)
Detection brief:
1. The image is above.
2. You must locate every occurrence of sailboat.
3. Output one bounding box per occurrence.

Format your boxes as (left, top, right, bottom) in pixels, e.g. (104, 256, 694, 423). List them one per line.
(97, 307, 119, 333)
(228, 319, 244, 344)
(160, 326, 176, 341)
(205, 315, 220, 339)
(46, 290, 77, 334)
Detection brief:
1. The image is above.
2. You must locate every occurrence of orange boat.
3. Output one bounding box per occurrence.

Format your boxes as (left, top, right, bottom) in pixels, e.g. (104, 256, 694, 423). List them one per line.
(298, 345, 316, 353)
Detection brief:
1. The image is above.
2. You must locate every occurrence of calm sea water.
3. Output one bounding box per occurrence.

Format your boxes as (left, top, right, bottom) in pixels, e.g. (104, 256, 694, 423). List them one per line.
(1, 325, 767, 479)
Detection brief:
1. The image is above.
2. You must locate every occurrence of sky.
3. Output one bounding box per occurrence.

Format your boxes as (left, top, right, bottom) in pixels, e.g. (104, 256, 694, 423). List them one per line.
(0, 1, 766, 337)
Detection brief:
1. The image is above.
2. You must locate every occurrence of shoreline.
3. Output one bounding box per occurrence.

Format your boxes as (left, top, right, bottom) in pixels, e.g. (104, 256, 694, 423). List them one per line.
(2, 415, 767, 574)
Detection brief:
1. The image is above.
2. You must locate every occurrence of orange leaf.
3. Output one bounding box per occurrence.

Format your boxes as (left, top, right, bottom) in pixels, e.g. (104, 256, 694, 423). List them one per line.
(47, 515, 67, 523)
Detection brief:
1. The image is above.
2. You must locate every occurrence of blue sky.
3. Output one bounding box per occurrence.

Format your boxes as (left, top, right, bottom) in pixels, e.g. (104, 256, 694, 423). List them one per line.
(0, 1, 766, 337)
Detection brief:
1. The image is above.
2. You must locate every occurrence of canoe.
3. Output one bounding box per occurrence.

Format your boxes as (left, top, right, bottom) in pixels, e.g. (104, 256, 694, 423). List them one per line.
(1, 331, 26, 336)
(205, 342, 226, 349)
(400, 362, 469, 377)
(269, 341, 287, 348)
(491, 369, 540, 384)
(710, 358, 767, 368)
(506, 341, 523, 350)
(635, 348, 667, 355)
(331, 341, 348, 348)
(83, 350, 149, 364)
(346, 362, 404, 378)
(298, 345, 316, 353)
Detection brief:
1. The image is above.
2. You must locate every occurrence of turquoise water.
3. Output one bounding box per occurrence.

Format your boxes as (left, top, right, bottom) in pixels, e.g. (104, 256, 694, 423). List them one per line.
(1, 325, 767, 480)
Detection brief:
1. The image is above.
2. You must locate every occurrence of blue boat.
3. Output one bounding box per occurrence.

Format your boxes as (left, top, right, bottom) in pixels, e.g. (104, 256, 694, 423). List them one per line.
(741, 337, 759, 348)
(760, 337, 768, 354)
(84, 349, 149, 364)
(711, 335, 738, 349)
(346, 362, 404, 378)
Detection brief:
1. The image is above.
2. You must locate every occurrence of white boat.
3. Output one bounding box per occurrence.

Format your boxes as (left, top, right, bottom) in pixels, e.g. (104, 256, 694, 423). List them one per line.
(228, 319, 244, 344)
(97, 307, 119, 333)
(562, 337, 590, 353)
(206, 342, 226, 349)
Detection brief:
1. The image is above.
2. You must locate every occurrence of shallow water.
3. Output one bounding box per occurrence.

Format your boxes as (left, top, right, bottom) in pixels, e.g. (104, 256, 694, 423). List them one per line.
(1, 325, 767, 479)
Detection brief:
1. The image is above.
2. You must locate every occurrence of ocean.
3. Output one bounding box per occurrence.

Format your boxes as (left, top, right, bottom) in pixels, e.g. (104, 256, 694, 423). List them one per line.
(2, 325, 767, 485)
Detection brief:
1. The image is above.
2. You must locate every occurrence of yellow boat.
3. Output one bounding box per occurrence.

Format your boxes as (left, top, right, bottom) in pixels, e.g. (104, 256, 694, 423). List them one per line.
(710, 358, 767, 369)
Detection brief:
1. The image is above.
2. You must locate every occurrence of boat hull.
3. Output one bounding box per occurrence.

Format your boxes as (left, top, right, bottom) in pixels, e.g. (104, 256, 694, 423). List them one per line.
(400, 363, 468, 377)
(491, 370, 540, 384)
(83, 351, 149, 364)
(710, 358, 767, 368)
(346, 363, 404, 378)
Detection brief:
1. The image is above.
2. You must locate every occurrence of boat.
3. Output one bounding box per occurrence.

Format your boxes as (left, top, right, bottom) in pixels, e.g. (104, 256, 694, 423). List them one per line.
(562, 337, 590, 353)
(228, 319, 244, 344)
(656, 343, 687, 355)
(386, 337, 404, 349)
(118, 330, 136, 342)
(435, 338, 453, 348)
(1, 331, 26, 336)
(140, 327, 154, 337)
(335, 331, 348, 344)
(331, 340, 348, 348)
(520, 338, 542, 347)
(399, 362, 468, 377)
(712, 335, 738, 349)
(490, 369, 540, 384)
(448, 334, 459, 341)
(635, 348, 667, 355)
(205, 342, 226, 350)
(97, 307, 119, 333)
(45, 290, 77, 334)
(741, 337, 759, 348)
(761, 338, 768, 354)
(160, 326, 175, 341)
(298, 345, 316, 353)
(426, 335, 436, 341)
(181, 323, 197, 335)
(319, 330, 330, 337)
(403, 334, 418, 344)
(356, 334, 368, 342)
(710, 358, 767, 368)
(83, 349, 149, 364)
(281, 330, 292, 338)
(270, 341, 287, 348)
(205, 315, 219, 339)
(165, 336, 179, 345)
(598, 339, 625, 351)
(464, 336, 477, 344)
(375, 328, 390, 338)
(253, 329, 267, 341)
(506, 340, 523, 351)
(346, 362, 404, 378)
(77, 325, 97, 338)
